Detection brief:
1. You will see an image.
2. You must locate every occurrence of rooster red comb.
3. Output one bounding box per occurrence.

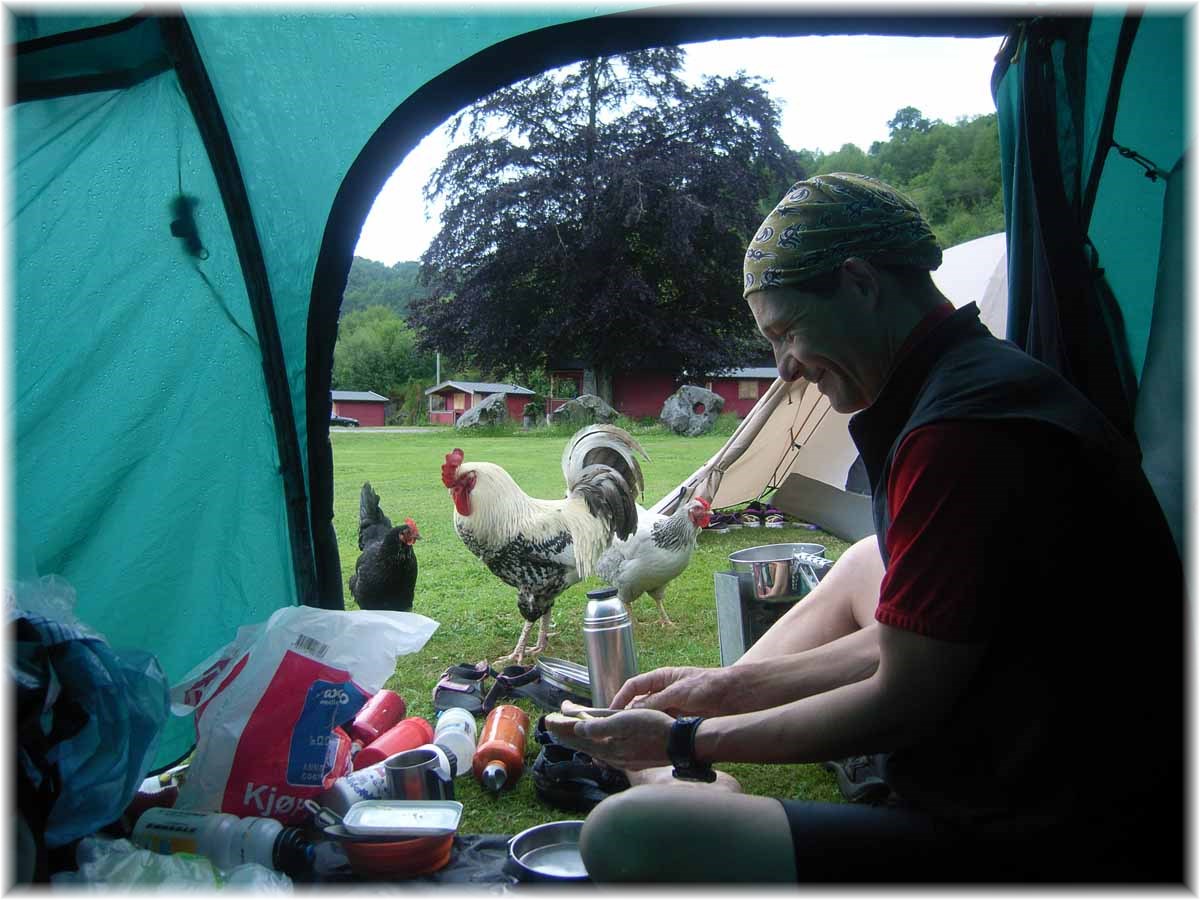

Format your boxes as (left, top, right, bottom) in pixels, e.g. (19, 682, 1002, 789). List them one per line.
(441, 449, 464, 488)
(694, 496, 712, 510)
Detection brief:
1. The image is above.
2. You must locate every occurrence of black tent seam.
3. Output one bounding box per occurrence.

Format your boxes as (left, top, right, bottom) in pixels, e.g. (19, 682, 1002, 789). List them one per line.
(1081, 13, 1142, 227)
(14, 10, 151, 55)
(15, 58, 171, 103)
(158, 13, 320, 609)
(1021, 18, 1136, 438)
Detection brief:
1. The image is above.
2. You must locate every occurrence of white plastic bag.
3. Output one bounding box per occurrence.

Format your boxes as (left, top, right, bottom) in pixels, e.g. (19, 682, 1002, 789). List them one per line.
(50, 835, 293, 891)
(171, 606, 437, 824)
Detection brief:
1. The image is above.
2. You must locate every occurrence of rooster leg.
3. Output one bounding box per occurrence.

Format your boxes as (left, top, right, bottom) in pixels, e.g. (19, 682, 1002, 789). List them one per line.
(650, 587, 675, 627)
(526, 613, 552, 657)
(492, 619, 535, 668)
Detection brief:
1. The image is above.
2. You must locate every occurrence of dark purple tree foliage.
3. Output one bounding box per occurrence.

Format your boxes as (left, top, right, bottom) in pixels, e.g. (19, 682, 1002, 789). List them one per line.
(408, 48, 804, 383)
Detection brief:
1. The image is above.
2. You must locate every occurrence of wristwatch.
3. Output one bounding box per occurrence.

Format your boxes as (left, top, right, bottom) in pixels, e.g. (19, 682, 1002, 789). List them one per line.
(667, 716, 717, 782)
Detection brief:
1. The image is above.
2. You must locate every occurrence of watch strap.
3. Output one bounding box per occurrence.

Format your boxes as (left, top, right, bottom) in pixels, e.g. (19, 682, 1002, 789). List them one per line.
(668, 716, 717, 782)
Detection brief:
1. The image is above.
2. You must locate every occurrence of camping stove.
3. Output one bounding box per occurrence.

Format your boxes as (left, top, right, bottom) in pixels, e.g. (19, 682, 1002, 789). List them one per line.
(714, 544, 834, 665)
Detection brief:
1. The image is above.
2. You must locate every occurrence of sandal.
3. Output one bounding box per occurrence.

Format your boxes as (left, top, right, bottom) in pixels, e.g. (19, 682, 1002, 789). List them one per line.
(432, 661, 490, 715)
(483, 664, 590, 714)
(531, 715, 630, 812)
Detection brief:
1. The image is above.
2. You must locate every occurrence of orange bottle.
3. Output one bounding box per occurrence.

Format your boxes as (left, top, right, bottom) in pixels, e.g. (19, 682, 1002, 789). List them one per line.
(353, 717, 433, 769)
(472, 704, 529, 791)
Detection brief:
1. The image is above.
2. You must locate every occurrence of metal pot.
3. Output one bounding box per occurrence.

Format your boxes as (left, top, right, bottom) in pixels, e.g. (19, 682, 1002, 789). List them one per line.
(728, 543, 833, 602)
(506, 819, 588, 882)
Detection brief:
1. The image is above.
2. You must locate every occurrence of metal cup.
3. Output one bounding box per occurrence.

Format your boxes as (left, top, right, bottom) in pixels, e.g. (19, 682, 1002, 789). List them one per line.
(383, 747, 455, 801)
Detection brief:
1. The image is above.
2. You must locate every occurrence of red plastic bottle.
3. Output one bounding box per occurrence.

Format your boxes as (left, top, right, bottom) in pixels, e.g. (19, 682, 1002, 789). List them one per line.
(353, 716, 433, 769)
(472, 705, 530, 792)
(347, 690, 407, 746)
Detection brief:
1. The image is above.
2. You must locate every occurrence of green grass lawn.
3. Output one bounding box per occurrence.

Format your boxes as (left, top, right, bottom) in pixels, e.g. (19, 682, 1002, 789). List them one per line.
(331, 423, 847, 835)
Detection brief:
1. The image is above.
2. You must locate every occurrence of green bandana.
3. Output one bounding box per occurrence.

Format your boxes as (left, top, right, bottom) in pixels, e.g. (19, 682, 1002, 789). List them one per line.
(743, 173, 942, 298)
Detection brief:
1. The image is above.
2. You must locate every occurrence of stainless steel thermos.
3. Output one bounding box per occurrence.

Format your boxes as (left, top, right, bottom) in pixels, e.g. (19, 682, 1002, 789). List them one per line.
(582, 587, 638, 707)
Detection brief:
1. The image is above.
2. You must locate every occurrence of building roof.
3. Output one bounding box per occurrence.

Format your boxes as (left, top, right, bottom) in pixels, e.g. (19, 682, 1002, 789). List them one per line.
(712, 367, 779, 380)
(332, 390, 389, 402)
(423, 380, 535, 397)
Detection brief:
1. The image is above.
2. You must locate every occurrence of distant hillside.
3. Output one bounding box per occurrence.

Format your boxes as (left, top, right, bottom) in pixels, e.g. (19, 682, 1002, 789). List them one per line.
(341, 257, 431, 318)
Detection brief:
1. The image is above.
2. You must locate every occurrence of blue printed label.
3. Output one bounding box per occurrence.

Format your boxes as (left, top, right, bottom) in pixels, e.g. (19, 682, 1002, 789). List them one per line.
(285, 679, 369, 785)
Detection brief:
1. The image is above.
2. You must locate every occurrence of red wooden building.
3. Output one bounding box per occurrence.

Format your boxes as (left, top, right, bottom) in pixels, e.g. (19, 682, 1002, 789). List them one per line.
(546, 364, 778, 420)
(424, 380, 535, 425)
(331, 390, 389, 426)
(704, 367, 779, 417)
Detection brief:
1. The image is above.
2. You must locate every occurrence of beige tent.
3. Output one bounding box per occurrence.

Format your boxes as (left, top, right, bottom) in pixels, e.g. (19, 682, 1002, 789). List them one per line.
(652, 232, 1009, 539)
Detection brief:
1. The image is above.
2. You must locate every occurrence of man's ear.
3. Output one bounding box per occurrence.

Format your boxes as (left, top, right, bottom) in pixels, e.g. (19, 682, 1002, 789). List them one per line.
(839, 257, 881, 305)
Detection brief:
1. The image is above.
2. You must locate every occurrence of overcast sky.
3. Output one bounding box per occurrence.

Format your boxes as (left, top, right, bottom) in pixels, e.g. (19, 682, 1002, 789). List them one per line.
(354, 33, 1004, 266)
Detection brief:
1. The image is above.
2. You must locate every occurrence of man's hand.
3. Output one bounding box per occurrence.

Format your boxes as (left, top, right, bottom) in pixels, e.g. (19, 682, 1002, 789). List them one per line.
(610, 666, 734, 716)
(542, 707, 675, 770)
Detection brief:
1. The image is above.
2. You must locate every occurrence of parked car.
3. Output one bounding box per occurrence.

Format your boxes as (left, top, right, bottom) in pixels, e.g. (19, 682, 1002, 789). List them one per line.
(331, 412, 359, 427)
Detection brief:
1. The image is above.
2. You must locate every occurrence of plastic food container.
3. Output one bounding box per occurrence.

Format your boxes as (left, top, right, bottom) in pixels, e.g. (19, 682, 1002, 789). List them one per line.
(341, 800, 463, 837)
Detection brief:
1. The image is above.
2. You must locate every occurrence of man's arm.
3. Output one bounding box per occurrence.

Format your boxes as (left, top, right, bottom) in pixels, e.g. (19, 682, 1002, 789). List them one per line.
(698, 623, 984, 765)
(547, 623, 982, 770)
(613, 624, 881, 717)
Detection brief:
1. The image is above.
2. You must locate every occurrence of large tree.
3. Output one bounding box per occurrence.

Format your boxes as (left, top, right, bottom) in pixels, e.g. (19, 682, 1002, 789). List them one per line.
(408, 49, 801, 383)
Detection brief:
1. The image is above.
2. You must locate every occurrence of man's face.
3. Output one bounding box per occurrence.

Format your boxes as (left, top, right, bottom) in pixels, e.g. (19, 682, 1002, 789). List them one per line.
(747, 278, 880, 414)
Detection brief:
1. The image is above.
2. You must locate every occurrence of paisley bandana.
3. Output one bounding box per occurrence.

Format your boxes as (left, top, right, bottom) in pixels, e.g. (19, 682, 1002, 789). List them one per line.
(743, 173, 942, 298)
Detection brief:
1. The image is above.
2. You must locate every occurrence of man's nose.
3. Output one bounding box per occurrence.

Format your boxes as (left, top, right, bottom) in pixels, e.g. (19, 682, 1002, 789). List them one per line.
(773, 348, 801, 382)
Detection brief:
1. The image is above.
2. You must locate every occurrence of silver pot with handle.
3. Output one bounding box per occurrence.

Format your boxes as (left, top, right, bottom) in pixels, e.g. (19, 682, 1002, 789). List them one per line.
(728, 543, 834, 602)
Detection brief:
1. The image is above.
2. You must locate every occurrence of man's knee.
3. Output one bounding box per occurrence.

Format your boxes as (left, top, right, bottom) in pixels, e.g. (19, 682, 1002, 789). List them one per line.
(580, 785, 684, 881)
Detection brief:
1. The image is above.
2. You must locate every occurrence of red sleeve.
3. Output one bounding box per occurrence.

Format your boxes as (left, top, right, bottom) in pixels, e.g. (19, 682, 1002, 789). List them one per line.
(875, 422, 1032, 643)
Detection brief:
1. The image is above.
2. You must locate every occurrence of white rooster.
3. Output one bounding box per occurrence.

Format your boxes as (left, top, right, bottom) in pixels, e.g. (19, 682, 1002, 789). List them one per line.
(595, 495, 712, 626)
(441, 424, 649, 665)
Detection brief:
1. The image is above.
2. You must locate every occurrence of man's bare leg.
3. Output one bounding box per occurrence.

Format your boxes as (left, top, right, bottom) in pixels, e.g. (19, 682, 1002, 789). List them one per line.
(580, 785, 796, 882)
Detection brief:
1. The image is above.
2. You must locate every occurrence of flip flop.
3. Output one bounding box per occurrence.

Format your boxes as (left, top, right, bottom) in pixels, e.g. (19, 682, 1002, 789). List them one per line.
(431, 661, 490, 715)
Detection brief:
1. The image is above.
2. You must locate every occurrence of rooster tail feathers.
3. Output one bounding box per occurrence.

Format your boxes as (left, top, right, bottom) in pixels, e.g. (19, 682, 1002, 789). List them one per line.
(572, 466, 641, 542)
(561, 424, 649, 499)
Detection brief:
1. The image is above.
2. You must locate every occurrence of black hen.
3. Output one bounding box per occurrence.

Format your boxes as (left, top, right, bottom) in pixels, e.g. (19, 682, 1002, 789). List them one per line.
(348, 482, 419, 612)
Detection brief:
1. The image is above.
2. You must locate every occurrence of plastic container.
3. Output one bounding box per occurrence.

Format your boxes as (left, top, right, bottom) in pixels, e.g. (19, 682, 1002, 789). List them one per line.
(353, 716, 433, 770)
(346, 689, 407, 746)
(472, 704, 529, 792)
(434, 707, 477, 777)
(130, 808, 313, 876)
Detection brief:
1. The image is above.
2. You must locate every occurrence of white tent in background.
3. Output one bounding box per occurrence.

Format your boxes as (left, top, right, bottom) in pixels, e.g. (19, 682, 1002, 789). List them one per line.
(652, 232, 1009, 539)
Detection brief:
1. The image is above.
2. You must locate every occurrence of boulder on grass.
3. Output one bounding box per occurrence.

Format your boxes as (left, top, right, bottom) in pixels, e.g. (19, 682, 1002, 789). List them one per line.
(550, 393, 618, 425)
(660, 384, 724, 436)
(455, 392, 509, 429)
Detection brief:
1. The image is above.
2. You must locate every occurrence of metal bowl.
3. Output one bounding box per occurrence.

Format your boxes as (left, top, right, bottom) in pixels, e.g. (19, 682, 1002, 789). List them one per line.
(507, 819, 588, 882)
(536, 657, 592, 699)
(728, 543, 830, 602)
